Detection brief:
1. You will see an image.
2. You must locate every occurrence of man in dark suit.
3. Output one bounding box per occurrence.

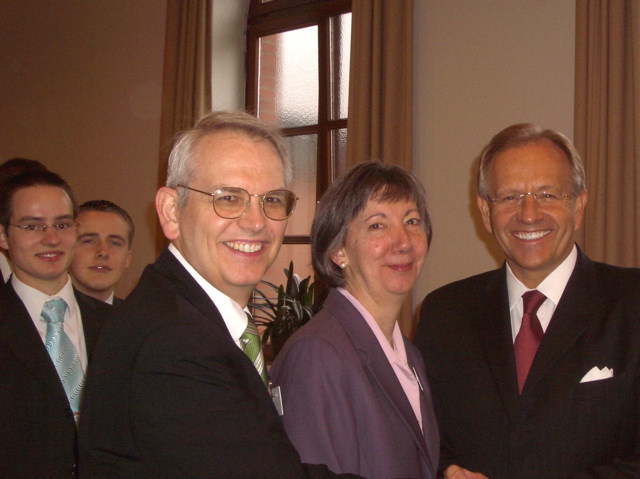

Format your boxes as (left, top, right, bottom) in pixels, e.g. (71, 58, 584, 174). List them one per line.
(79, 111, 358, 478)
(0, 170, 111, 477)
(70, 200, 134, 305)
(415, 123, 640, 479)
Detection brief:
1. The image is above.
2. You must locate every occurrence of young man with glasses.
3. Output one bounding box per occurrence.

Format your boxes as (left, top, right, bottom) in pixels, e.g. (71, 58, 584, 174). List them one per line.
(0, 169, 112, 478)
(79, 111, 357, 478)
(414, 123, 640, 479)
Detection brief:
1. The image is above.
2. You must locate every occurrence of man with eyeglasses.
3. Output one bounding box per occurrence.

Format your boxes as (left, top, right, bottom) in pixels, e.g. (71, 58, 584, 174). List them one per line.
(79, 111, 359, 478)
(0, 157, 49, 283)
(414, 123, 640, 479)
(0, 169, 112, 478)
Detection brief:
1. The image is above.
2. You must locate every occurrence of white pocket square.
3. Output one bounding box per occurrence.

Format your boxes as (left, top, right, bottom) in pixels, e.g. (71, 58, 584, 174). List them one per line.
(580, 366, 614, 383)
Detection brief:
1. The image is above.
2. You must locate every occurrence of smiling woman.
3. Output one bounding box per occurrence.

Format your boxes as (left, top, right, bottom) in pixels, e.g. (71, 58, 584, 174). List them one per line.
(270, 161, 440, 479)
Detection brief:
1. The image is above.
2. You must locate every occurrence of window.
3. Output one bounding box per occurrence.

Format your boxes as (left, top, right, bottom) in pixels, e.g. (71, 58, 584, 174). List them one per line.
(246, 0, 352, 282)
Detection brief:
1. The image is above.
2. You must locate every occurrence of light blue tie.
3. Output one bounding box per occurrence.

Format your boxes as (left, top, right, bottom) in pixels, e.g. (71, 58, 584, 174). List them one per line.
(240, 312, 268, 387)
(42, 298, 84, 422)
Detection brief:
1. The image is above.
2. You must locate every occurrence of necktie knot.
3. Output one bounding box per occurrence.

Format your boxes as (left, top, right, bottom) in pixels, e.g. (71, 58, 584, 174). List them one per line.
(522, 290, 546, 317)
(42, 298, 68, 324)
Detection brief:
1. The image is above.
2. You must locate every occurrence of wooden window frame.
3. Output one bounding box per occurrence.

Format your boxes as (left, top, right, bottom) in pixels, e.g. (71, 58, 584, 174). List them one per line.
(246, 0, 351, 245)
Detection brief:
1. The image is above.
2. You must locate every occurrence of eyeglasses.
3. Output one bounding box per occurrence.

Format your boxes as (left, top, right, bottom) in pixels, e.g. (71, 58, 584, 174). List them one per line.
(177, 185, 298, 221)
(489, 190, 573, 210)
(8, 221, 79, 235)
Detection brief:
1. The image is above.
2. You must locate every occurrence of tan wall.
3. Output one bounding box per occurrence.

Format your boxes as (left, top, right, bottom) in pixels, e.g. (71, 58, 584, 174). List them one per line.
(413, 0, 576, 308)
(0, 0, 576, 305)
(0, 1, 167, 298)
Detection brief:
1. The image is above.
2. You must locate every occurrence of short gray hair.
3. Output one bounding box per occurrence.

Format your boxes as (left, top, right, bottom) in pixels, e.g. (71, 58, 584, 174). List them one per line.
(166, 111, 291, 208)
(477, 123, 586, 200)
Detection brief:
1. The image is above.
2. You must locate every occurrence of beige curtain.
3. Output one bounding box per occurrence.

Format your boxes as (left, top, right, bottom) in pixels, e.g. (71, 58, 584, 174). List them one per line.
(156, 0, 212, 254)
(346, 0, 416, 336)
(574, 0, 640, 267)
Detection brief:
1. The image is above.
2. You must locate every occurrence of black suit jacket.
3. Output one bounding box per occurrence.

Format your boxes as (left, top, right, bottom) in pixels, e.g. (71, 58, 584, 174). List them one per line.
(79, 248, 357, 478)
(414, 249, 640, 479)
(0, 281, 111, 478)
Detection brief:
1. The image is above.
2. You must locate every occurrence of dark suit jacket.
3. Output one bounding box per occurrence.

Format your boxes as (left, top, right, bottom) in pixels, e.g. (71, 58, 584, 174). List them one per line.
(79, 249, 357, 479)
(0, 281, 111, 478)
(414, 248, 640, 479)
(271, 289, 439, 479)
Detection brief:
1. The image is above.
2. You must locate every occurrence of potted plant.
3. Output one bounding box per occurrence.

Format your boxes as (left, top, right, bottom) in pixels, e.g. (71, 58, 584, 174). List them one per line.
(250, 261, 319, 359)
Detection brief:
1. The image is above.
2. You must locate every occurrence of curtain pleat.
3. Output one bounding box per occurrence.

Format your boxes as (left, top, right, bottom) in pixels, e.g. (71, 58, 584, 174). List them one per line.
(156, 0, 212, 254)
(347, 0, 416, 336)
(574, 0, 640, 267)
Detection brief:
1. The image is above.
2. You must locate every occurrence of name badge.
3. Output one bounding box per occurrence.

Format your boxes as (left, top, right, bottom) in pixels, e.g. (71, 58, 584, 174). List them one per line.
(271, 385, 284, 416)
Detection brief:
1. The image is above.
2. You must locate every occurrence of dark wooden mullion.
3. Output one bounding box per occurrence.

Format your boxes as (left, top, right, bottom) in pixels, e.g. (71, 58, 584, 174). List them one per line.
(283, 235, 311, 245)
(250, 0, 351, 25)
(316, 14, 331, 200)
(244, 28, 258, 116)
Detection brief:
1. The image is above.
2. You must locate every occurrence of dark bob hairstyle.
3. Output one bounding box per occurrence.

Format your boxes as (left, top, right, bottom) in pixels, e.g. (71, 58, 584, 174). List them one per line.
(311, 161, 432, 288)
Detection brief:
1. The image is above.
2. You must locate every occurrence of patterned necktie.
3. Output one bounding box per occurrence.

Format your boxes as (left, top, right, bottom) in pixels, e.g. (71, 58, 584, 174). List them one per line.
(42, 298, 84, 421)
(240, 312, 268, 387)
(514, 290, 547, 393)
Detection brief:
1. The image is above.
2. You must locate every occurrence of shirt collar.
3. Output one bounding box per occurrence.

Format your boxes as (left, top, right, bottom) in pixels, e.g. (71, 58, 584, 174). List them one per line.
(11, 274, 77, 322)
(337, 287, 407, 365)
(168, 244, 248, 341)
(507, 244, 577, 308)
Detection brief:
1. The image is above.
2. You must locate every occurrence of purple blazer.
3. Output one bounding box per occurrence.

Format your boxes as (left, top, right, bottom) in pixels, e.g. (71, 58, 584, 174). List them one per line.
(271, 289, 439, 479)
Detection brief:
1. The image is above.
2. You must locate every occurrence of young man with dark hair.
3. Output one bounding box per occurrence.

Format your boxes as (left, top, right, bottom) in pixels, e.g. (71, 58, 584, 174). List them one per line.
(0, 170, 111, 478)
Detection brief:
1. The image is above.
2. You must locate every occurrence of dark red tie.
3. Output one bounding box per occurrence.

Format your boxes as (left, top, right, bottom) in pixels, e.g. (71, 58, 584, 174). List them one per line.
(514, 290, 546, 393)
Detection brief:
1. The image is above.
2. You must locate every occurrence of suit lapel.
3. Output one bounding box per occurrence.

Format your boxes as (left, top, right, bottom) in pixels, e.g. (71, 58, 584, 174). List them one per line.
(324, 290, 432, 469)
(0, 283, 68, 398)
(523, 251, 604, 395)
(476, 267, 521, 421)
(406, 341, 439, 475)
(153, 249, 233, 339)
(75, 288, 111, 357)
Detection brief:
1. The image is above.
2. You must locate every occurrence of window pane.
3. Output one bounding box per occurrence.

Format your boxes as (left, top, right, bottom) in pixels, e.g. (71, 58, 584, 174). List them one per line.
(331, 128, 347, 182)
(330, 13, 351, 120)
(258, 26, 319, 128)
(286, 134, 317, 235)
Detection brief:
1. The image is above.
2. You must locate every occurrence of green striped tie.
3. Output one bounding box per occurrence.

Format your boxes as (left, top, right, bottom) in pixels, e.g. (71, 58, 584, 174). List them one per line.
(240, 313, 268, 387)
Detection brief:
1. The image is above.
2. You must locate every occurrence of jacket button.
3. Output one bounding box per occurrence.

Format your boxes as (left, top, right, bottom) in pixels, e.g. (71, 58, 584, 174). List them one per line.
(69, 463, 77, 474)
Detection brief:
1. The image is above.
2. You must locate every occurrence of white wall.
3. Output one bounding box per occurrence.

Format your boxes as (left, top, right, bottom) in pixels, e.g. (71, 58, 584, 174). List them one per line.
(413, 0, 576, 307)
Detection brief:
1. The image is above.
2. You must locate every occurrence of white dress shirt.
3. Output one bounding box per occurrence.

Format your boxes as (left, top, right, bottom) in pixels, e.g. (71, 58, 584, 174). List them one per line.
(507, 245, 578, 341)
(11, 274, 88, 372)
(168, 244, 248, 348)
(0, 253, 11, 282)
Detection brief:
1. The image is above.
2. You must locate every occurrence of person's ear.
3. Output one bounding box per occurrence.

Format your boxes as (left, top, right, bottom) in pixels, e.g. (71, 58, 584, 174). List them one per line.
(573, 190, 588, 231)
(331, 249, 348, 269)
(477, 195, 493, 234)
(0, 225, 8, 251)
(156, 187, 181, 241)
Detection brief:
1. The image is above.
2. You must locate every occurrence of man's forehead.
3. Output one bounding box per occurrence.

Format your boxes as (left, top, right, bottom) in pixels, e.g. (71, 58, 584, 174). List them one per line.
(12, 185, 73, 210)
(78, 211, 131, 234)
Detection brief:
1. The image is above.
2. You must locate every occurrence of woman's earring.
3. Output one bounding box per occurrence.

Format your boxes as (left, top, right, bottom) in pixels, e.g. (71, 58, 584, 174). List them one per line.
(339, 262, 347, 269)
